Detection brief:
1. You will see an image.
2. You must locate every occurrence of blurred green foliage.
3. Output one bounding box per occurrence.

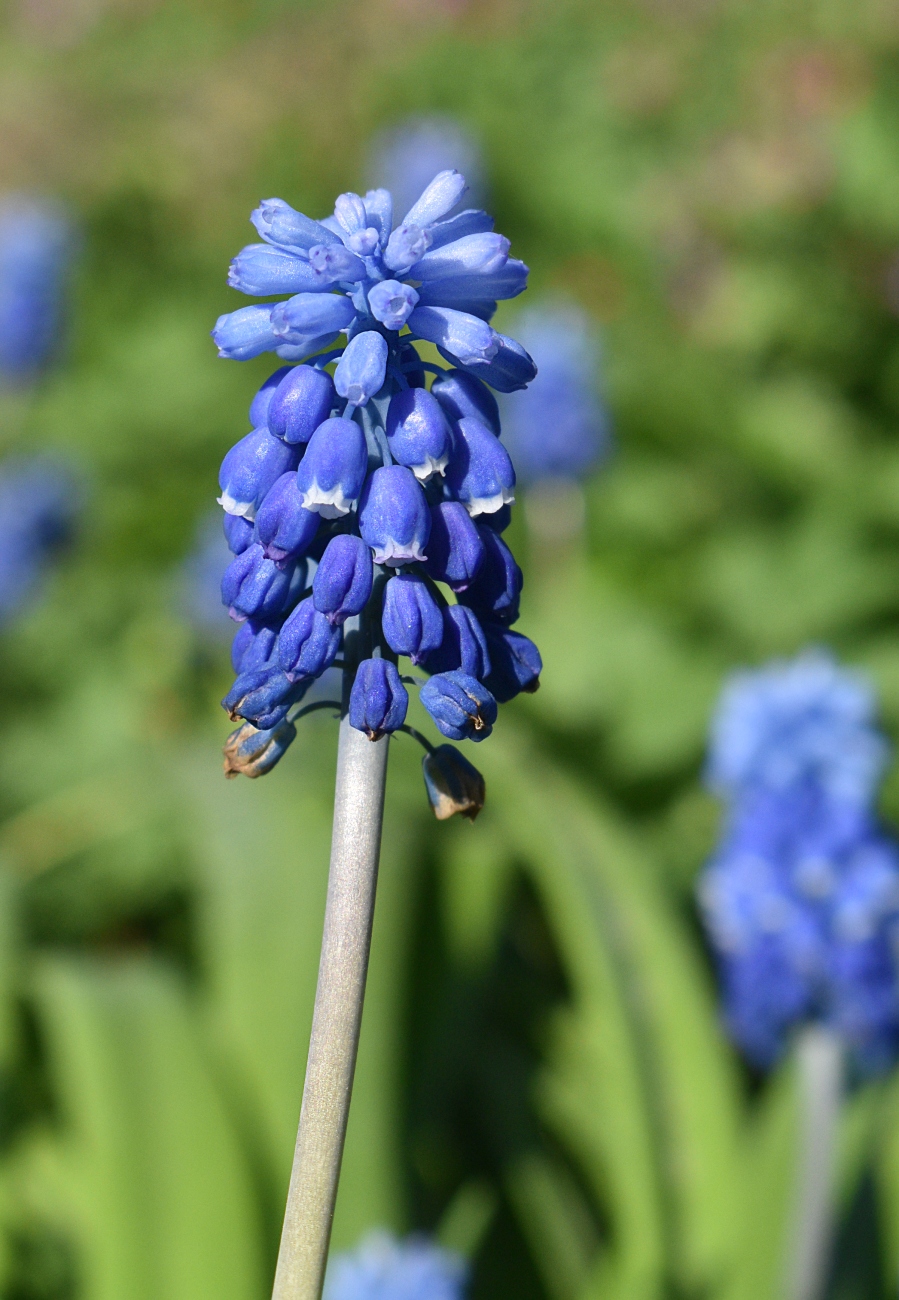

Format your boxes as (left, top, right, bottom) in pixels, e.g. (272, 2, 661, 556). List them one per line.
(5, 0, 899, 1296)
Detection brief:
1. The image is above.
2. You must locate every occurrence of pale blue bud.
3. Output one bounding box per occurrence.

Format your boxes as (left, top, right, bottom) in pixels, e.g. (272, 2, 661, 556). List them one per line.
(334, 331, 388, 406)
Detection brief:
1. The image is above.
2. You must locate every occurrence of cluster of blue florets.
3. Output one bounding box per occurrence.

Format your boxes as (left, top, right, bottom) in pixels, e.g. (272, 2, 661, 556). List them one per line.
(212, 170, 542, 777)
(699, 650, 899, 1073)
(324, 1233, 466, 1300)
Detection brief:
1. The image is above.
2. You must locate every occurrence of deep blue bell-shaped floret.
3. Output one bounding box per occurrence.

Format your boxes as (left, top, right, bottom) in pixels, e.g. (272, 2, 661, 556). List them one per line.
(381, 574, 444, 665)
(267, 365, 335, 444)
(385, 388, 451, 481)
(279, 596, 342, 681)
(358, 465, 430, 566)
(425, 604, 491, 679)
(335, 331, 388, 407)
(349, 659, 408, 740)
(223, 513, 255, 555)
(218, 427, 298, 520)
(313, 535, 373, 625)
(421, 670, 497, 742)
(422, 501, 485, 592)
(255, 472, 319, 565)
(458, 528, 522, 624)
(450, 331, 537, 394)
(431, 368, 500, 436)
(368, 280, 420, 331)
(445, 417, 515, 517)
(224, 718, 297, 778)
(213, 305, 281, 361)
(249, 366, 292, 428)
(324, 1231, 467, 1300)
(483, 625, 542, 702)
(221, 544, 300, 623)
(408, 305, 498, 369)
(296, 417, 368, 518)
(223, 664, 308, 730)
(231, 620, 278, 673)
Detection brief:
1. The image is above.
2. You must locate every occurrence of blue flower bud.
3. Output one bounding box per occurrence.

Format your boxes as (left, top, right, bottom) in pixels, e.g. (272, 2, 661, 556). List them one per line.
(422, 501, 485, 591)
(416, 261, 528, 315)
(458, 528, 522, 625)
(420, 670, 497, 742)
(223, 512, 255, 555)
(451, 331, 536, 393)
(382, 574, 444, 665)
(368, 280, 419, 331)
(363, 189, 393, 245)
(228, 245, 330, 297)
(218, 427, 299, 519)
(313, 534, 373, 625)
(358, 465, 431, 566)
(385, 388, 451, 481)
(427, 209, 494, 249)
(295, 416, 368, 518)
(346, 228, 381, 257)
(401, 169, 468, 227)
(407, 306, 498, 367)
(333, 192, 368, 235)
(425, 604, 491, 679)
(251, 198, 342, 252)
(308, 243, 367, 282)
(267, 365, 335, 444)
(334, 331, 388, 407)
(410, 232, 510, 282)
(430, 369, 500, 436)
(422, 744, 485, 820)
(224, 718, 297, 778)
(483, 625, 542, 702)
(231, 620, 278, 673)
(270, 293, 355, 350)
(383, 224, 432, 275)
(212, 305, 279, 360)
(278, 596, 342, 680)
(221, 543, 299, 622)
(255, 472, 319, 564)
(445, 417, 515, 517)
(249, 366, 293, 428)
(349, 658, 408, 740)
(223, 665, 308, 730)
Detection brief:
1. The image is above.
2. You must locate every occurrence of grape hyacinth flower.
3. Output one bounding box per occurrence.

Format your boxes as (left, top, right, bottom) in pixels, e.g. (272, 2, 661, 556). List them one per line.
(324, 1232, 467, 1300)
(698, 649, 899, 1300)
(212, 169, 540, 1300)
(0, 197, 74, 383)
(0, 457, 79, 622)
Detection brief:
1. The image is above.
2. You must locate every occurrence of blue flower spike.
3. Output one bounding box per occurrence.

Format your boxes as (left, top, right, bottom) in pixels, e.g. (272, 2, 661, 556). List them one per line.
(212, 166, 540, 791)
(324, 1231, 467, 1300)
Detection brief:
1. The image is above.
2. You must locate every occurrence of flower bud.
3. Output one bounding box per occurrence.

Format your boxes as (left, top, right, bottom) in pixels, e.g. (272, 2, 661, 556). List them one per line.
(251, 198, 342, 252)
(278, 596, 342, 681)
(334, 331, 388, 407)
(212, 305, 280, 361)
(267, 365, 335, 444)
(422, 501, 484, 591)
(270, 292, 355, 351)
(422, 744, 485, 820)
(221, 544, 301, 623)
(445, 417, 515, 517)
(420, 671, 497, 742)
(383, 224, 431, 276)
(228, 245, 327, 297)
(295, 416, 368, 518)
(363, 188, 393, 244)
(218, 427, 298, 520)
(430, 369, 500, 436)
(428, 208, 494, 249)
(408, 306, 498, 368)
(358, 465, 430, 566)
(222, 665, 307, 730)
(483, 626, 542, 703)
(349, 658, 408, 740)
(382, 575, 444, 665)
(458, 529, 522, 625)
(368, 280, 419, 331)
(410, 232, 510, 282)
(401, 169, 468, 228)
(333, 192, 368, 234)
(223, 512, 254, 555)
(224, 719, 297, 779)
(255, 472, 319, 565)
(416, 261, 528, 313)
(249, 366, 292, 428)
(454, 331, 536, 393)
(385, 388, 451, 481)
(313, 534, 373, 625)
(231, 620, 278, 673)
(346, 227, 380, 257)
(308, 243, 366, 282)
(425, 604, 491, 679)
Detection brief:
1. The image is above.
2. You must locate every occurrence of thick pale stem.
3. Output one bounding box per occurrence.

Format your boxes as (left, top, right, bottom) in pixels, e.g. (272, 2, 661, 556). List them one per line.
(271, 716, 390, 1300)
(785, 1027, 843, 1300)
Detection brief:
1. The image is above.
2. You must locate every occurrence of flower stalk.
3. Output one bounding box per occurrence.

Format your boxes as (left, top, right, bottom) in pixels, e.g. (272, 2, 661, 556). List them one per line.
(786, 1027, 843, 1300)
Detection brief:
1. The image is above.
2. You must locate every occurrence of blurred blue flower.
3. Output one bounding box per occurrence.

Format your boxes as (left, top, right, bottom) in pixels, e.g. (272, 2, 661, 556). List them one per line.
(324, 1232, 466, 1300)
(501, 301, 611, 484)
(0, 197, 74, 382)
(366, 116, 486, 223)
(0, 457, 79, 622)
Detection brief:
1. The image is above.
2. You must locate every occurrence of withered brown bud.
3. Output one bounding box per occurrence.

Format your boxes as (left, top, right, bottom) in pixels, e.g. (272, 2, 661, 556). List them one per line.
(422, 744, 486, 821)
(223, 719, 296, 779)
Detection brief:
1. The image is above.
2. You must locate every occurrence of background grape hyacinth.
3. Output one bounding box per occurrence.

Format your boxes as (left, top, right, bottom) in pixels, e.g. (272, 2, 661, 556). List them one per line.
(213, 169, 542, 796)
